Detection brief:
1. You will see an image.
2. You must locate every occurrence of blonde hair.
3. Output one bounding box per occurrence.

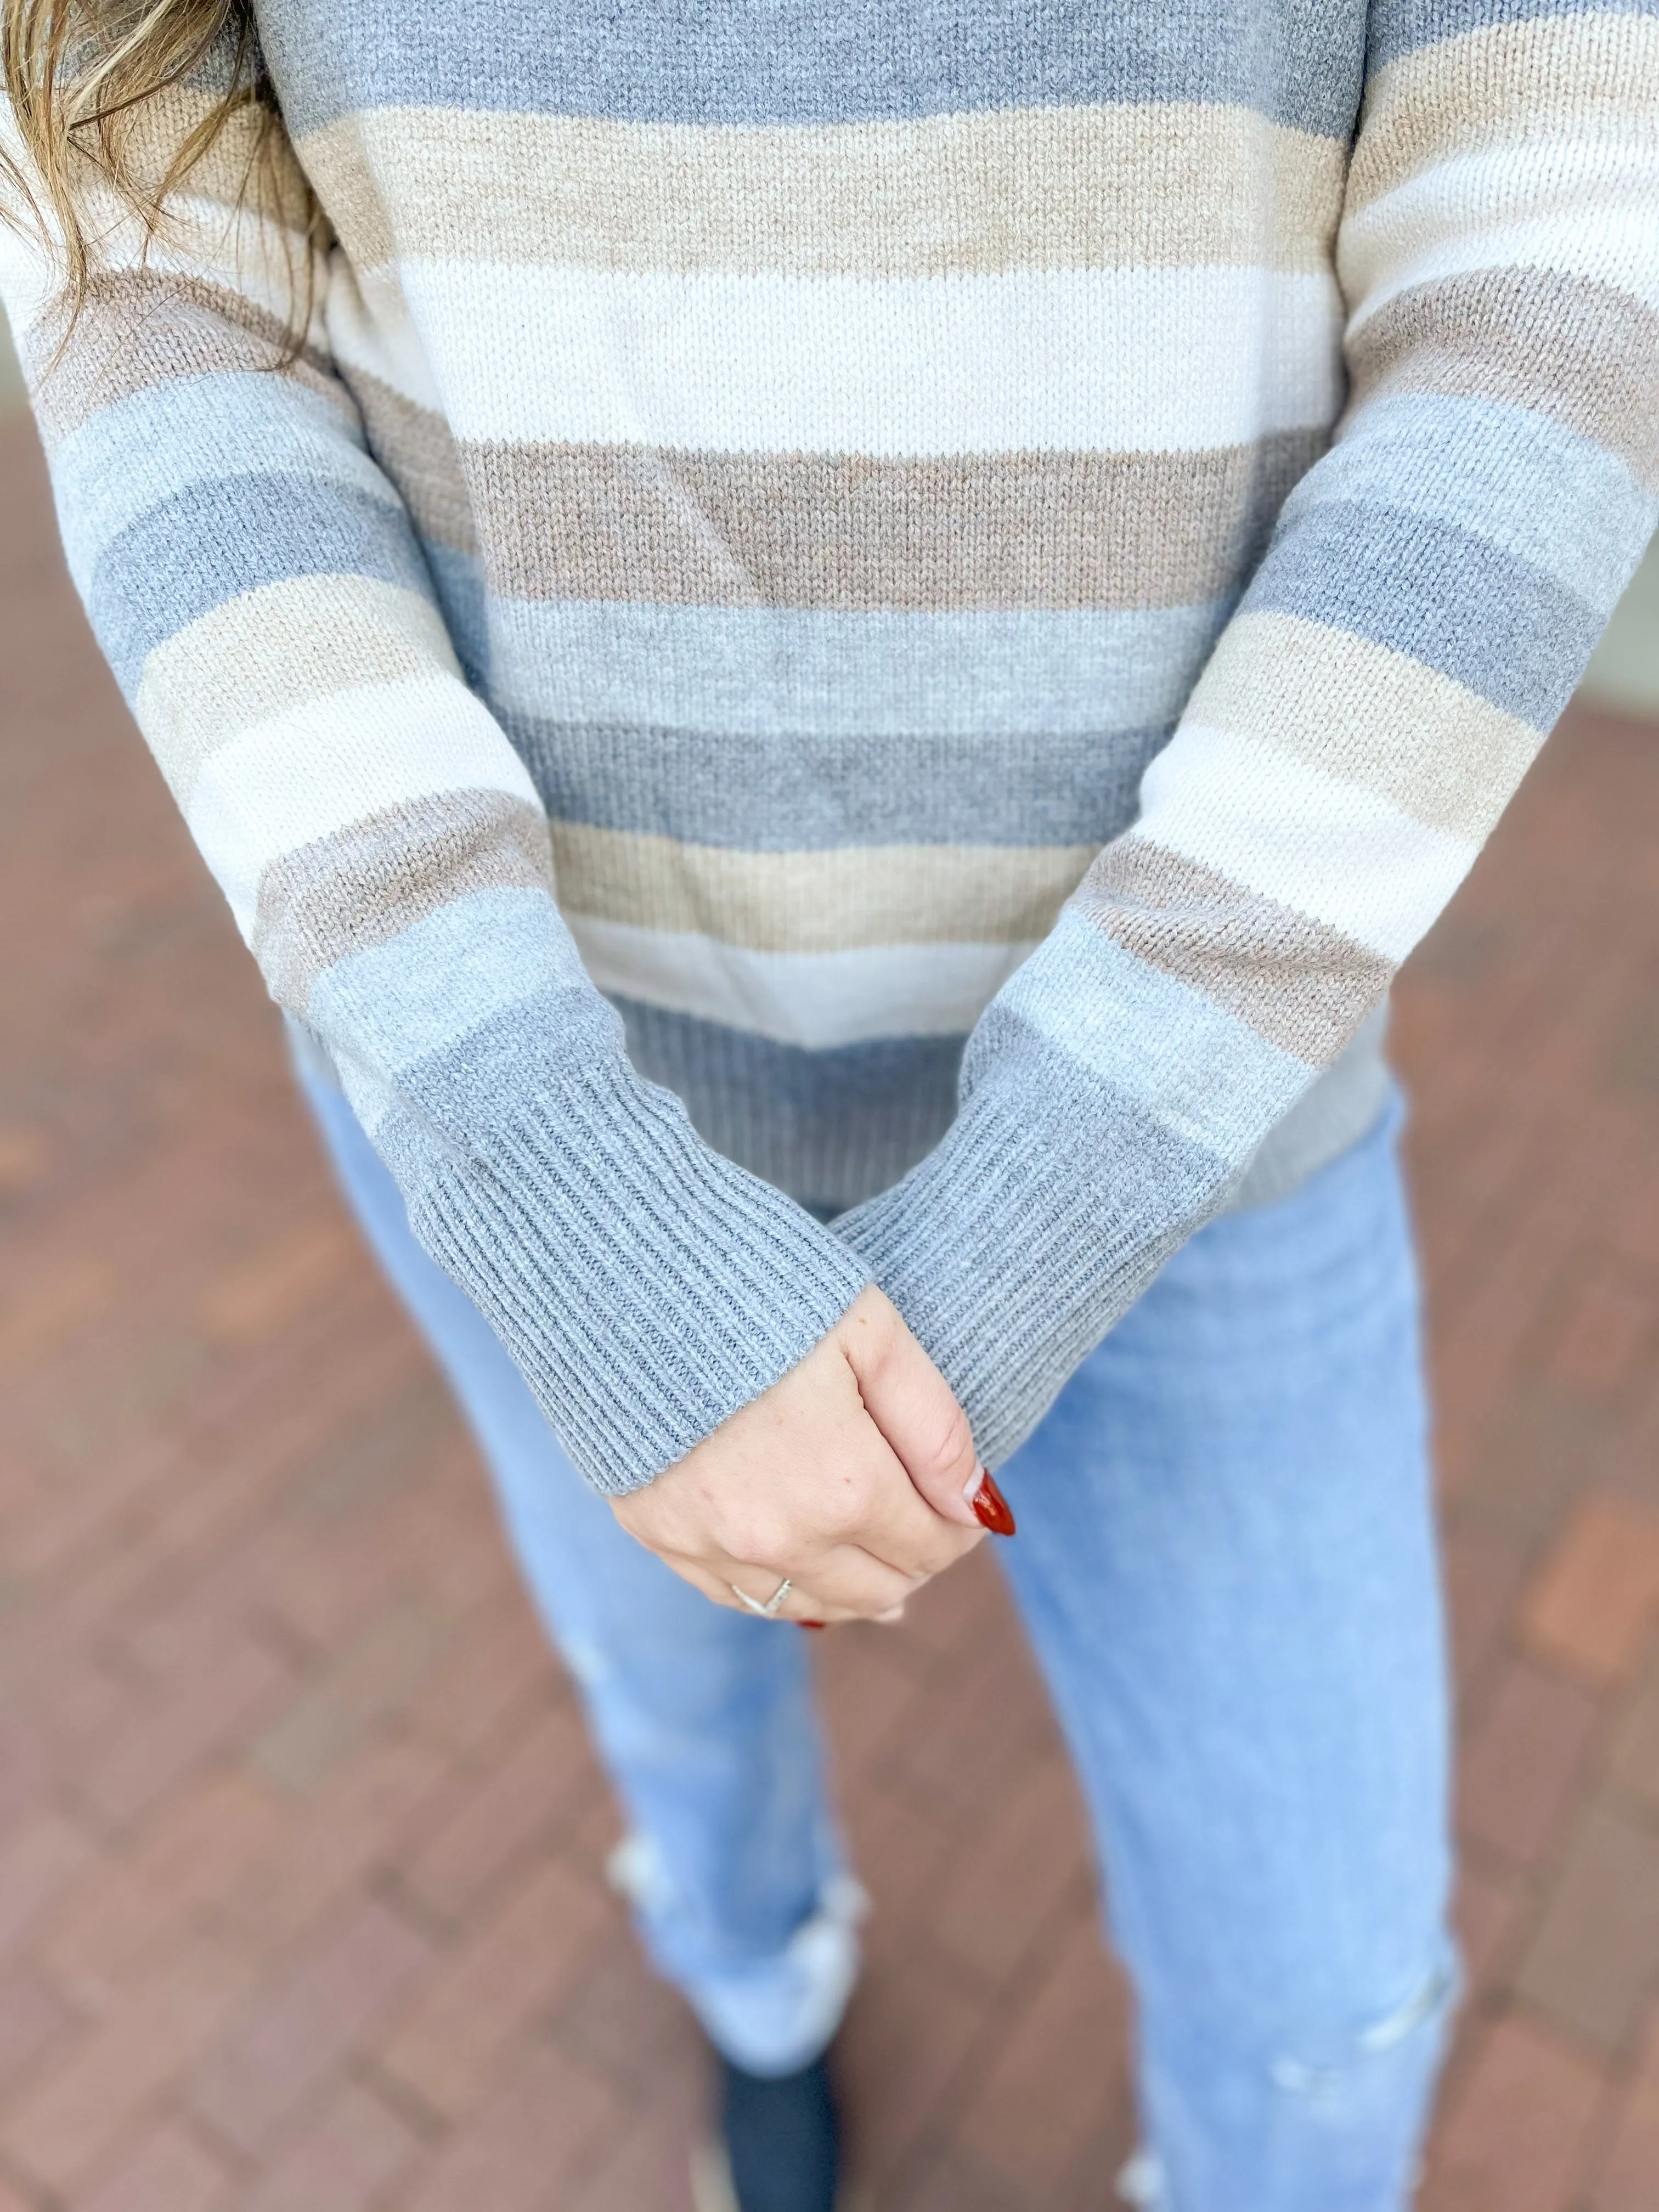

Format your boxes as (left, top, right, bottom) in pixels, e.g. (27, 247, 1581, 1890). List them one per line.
(2, 0, 314, 329)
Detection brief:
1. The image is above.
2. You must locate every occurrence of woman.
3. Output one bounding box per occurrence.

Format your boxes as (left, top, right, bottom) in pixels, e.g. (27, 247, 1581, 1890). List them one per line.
(4, 3, 1655, 2204)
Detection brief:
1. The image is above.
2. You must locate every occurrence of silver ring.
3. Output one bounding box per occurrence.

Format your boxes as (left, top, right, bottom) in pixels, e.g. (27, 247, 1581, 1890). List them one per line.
(731, 1576, 792, 1618)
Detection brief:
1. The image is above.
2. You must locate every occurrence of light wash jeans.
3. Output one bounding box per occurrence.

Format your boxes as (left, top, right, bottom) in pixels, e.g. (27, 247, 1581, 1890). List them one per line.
(301, 1064, 1455, 2212)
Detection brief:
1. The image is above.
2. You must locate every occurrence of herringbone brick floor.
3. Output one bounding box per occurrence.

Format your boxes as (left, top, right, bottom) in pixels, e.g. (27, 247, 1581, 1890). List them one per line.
(4, 406, 1659, 2209)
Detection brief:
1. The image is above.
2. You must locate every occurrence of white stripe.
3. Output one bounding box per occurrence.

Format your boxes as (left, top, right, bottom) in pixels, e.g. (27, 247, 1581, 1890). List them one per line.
(397, 262, 1344, 454)
(569, 917, 1034, 1048)
(182, 674, 539, 939)
(325, 262, 450, 414)
(1133, 723, 1479, 960)
(1343, 141, 1659, 329)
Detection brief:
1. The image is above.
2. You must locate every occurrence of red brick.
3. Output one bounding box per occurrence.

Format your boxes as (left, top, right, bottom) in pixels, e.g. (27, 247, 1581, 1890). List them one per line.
(77, 2120, 231, 2212)
(0, 1813, 99, 1961)
(1454, 1861, 1525, 1995)
(404, 1601, 559, 1757)
(188, 1900, 430, 2155)
(1443, 1523, 1528, 1701)
(1544, 1255, 1659, 1399)
(563, 2067, 704, 2212)
(1608, 1643, 1659, 1813)
(75, 1632, 291, 1828)
(1593, 2007, 1659, 2211)
(836, 1939, 989, 2187)
(242, 2086, 419, 2212)
(957, 1909, 1132, 2197)
(223, 1738, 444, 1949)
(1459, 1660, 1600, 1866)
(196, 1221, 360, 1348)
(1521, 1492, 1659, 1686)
(1517, 1801, 1659, 2053)
(548, 1919, 701, 2094)
(380, 1855, 612, 2120)
(249, 1600, 452, 1797)
(401, 1701, 596, 1920)
(0, 1970, 76, 2100)
(44, 1773, 278, 2001)
(399, 2042, 630, 2212)
(1426, 2015, 1602, 2212)
(926, 1752, 1091, 1991)
(0, 1937, 249, 2194)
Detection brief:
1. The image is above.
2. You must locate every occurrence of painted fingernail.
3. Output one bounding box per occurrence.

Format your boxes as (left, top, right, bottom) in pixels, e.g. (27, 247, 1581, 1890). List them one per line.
(966, 1465, 1017, 1536)
(799, 1621, 827, 1632)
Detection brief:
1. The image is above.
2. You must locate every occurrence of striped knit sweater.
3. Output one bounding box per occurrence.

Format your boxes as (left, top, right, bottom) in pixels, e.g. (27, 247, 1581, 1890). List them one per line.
(3, 2, 1656, 1495)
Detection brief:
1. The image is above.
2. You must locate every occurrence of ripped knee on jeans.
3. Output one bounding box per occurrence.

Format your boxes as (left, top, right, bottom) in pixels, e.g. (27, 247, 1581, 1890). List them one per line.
(1268, 1953, 1459, 2105)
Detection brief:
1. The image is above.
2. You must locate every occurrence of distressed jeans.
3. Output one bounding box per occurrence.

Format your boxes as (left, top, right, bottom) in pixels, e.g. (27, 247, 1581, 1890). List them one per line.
(302, 1062, 1455, 2212)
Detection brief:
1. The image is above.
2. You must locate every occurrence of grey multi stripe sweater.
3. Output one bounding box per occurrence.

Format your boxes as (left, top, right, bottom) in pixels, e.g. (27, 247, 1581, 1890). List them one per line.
(3, 1, 1656, 1491)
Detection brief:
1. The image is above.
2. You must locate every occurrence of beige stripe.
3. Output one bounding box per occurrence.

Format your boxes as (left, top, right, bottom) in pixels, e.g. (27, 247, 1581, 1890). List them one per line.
(298, 100, 1345, 279)
(1346, 264, 1659, 493)
(471, 434, 1322, 612)
(550, 823, 1096, 954)
(22, 268, 337, 448)
(346, 370, 478, 552)
(256, 789, 554, 1012)
(1075, 842, 1390, 1065)
(1185, 610, 1542, 843)
(135, 575, 460, 806)
(1348, 13, 1659, 213)
(110, 81, 320, 234)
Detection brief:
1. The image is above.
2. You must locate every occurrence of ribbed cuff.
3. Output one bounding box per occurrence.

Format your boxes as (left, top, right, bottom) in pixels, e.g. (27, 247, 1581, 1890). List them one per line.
(834, 1058, 1238, 1470)
(392, 1060, 870, 1496)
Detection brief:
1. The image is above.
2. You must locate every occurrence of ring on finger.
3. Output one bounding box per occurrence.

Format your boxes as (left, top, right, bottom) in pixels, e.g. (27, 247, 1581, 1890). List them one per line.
(730, 1575, 793, 1618)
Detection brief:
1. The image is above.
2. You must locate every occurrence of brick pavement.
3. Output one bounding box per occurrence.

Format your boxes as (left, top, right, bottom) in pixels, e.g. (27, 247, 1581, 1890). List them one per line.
(3, 400, 1659, 2208)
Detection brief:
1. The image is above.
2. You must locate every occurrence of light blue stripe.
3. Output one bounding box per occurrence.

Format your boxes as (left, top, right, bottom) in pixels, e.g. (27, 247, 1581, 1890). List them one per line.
(1308, 394, 1658, 617)
(1245, 501, 1598, 729)
(52, 373, 384, 601)
(307, 885, 589, 1080)
(990, 906, 1309, 1150)
(483, 599, 1230, 741)
(1373, 0, 1659, 69)
(91, 475, 434, 696)
(263, 0, 1365, 137)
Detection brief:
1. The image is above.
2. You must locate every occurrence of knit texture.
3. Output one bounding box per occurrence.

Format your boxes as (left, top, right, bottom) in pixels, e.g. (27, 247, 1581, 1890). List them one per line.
(3, 0, 1656, 1488)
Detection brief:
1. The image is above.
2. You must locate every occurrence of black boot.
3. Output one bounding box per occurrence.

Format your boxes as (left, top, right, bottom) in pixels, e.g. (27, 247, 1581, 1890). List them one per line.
(693, 2050, 842, 2212)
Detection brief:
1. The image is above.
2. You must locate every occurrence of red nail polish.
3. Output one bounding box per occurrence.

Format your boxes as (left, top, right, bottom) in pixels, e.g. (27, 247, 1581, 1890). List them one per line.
(800, 1621, 826, 1632)
(970, 1471, 1017, 1536)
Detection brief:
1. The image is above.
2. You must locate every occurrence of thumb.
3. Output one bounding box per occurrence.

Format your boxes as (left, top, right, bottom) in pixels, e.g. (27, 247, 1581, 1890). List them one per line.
(834, 1287, 983, 1528)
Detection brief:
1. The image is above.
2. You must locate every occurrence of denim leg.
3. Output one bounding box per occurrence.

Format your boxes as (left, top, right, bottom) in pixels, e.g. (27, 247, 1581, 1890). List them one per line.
(996, 1099, 1455, 2212)
(297, 1059, 860, 2075)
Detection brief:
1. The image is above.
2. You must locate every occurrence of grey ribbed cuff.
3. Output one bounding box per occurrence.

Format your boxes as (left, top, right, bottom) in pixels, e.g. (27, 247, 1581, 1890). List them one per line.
(394, 1060, 870, 1496)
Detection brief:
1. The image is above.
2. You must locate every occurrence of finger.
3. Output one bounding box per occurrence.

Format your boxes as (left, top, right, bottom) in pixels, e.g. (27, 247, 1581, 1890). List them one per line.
(762, 1541, 918, 1621)
(665, 1552, 866, 1627)
(837, 1291, 983, 1528)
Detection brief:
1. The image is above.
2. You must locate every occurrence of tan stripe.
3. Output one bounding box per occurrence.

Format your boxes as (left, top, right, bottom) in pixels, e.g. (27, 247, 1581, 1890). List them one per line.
(135, 575, 460, 806)
(1348, 12, 1659, 212)
(346, 370, 478, 552)
(1075, 842, 1390, 1065)
(1346, 264, 1659, 493)
(1185, 610, 1542, 843)
(298, 100, 1344, 278)
(110, 81, 320, 234)
(470, 434, 1323, 613)
(22, 268, 337, 448)
(550, 823, 1096, 954)
(256, 789, 554, 1012)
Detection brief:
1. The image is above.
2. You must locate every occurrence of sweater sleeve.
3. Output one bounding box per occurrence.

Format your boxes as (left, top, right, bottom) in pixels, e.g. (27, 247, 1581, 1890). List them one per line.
(0, 59, 867, 1496)
(837, 0, 1659, 1469)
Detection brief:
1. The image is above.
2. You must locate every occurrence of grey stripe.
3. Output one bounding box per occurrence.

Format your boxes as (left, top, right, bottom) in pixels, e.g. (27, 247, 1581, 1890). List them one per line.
(1372, 0, 1659, 70)
(616, 996, 964, 1207)
(482, 597, 1231, 740)
(255, 790, 554, 1011)
(505, 712, 1170, 851)
(1244, 496, 1599, 730)
(470, 435, 1322, 613)
(258, 0, 1367, 136)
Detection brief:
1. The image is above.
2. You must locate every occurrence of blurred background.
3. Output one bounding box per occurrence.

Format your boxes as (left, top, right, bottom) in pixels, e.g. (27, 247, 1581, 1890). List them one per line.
(3, 299, 1659, 2212)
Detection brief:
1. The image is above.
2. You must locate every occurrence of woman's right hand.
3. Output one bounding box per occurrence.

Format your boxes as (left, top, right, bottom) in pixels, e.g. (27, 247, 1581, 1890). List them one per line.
(610, 1285, 990, 1623)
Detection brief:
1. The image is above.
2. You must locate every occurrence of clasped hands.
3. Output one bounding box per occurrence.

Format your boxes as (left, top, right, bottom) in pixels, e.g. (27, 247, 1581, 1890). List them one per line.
(612, 1285, 1004, 1626)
